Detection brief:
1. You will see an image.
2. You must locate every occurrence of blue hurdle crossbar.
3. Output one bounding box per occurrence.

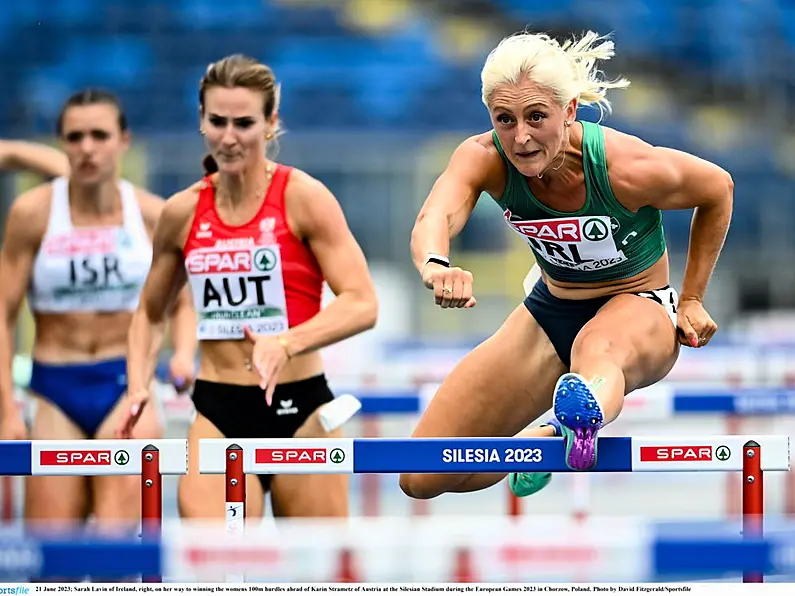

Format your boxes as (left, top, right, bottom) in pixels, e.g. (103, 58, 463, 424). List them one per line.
(197, 435, 791, 475)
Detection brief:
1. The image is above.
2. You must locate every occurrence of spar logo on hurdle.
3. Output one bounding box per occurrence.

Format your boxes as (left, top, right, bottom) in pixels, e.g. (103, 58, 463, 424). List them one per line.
(255, 448, 327, 464)
(198, 439, 355, 475)
(254, 447, 347, 465)
(39, 449, 123, 466)
(31, 440, 188, 477)
(628, 436, 787, 472)
(639, 445, 731, 462)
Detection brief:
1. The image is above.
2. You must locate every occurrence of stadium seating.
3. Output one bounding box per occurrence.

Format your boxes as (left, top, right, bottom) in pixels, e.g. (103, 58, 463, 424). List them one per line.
(1, 0, 792, 252)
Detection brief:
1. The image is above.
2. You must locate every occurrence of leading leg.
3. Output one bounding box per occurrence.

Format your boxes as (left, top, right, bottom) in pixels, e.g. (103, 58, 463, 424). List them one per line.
(555, 292, 680, 470)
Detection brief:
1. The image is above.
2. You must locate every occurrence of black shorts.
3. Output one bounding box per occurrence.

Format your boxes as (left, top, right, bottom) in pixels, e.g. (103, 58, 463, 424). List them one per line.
(191, 374, 335, 493)
(524, 279, 678, 368)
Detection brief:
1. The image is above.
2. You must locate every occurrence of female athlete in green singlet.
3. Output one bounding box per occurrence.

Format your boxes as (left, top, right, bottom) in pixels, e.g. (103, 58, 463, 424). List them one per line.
(400, 30, 732, 501)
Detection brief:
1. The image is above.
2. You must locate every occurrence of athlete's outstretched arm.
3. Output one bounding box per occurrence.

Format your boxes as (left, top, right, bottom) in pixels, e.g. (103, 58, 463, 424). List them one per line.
(0, 189, 47, 439)
(410, 136, 501, 308)
(611, 140, 734, 347)
(120, 192, 193, 437)
(0, 140, 69, 178)
(244, 172, 378, 404)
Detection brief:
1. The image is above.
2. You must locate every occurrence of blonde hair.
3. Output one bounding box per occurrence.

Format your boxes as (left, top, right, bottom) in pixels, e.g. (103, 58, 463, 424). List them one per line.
(199, 54, 284, 174)
(480, 30, 630, 119)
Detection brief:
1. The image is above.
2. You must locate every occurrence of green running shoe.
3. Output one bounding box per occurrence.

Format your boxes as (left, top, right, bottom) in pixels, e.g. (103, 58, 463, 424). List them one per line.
(508, 419, 561, 497)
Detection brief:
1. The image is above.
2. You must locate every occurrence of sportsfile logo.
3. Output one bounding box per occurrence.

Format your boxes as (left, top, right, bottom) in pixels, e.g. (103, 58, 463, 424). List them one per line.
(39, 450, 113, 465)
(186, 249, 252, 274)
(639, 445, 732, 462)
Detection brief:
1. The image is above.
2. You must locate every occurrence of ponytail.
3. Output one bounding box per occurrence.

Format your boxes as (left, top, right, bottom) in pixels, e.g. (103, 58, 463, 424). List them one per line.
(203, 154, 218, 175)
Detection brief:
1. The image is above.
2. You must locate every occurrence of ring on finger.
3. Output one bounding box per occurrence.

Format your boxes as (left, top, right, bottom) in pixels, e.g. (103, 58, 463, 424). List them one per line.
(442, 286, 452, 294)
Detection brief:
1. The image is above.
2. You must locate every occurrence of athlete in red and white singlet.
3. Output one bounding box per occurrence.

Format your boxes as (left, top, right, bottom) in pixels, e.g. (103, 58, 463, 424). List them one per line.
(183, 164, 323, 340)
(119, 54, 378, 521)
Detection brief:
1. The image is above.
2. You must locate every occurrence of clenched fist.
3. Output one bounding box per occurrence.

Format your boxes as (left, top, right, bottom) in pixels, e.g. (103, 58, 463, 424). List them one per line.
(422, 263, 477, 309)
(677, 297, 718, 348)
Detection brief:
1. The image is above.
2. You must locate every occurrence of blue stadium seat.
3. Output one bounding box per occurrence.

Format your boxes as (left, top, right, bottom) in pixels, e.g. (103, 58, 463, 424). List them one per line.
(15, 0, 100, 26)
(491, 0, 575, 22)
(171, 0, 271, 29)
(60, 37, 153, 88)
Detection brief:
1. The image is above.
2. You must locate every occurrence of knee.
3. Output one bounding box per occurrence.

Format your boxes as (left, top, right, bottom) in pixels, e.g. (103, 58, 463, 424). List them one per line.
(399, 473, 441, 500)
(571, 330, 631, 367)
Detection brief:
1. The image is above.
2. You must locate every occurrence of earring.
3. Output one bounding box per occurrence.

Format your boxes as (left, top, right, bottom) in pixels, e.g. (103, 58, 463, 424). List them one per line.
(199, 128, 205, 136)
(265, 132, 273, 140)
(565, 121, 571, 127)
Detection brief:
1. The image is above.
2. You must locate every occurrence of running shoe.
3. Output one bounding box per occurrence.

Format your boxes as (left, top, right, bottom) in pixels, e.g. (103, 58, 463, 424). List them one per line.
(553, 372, 604, 471)
(508, 419, 561, 497)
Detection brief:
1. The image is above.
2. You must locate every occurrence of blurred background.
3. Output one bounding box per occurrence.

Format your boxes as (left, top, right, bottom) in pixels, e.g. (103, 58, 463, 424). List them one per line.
(4, 0, 795, 347)
(1, 0, 795, 581)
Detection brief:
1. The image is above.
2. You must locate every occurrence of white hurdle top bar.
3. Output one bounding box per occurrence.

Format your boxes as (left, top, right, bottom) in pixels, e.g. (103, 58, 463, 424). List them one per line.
(198, 435, 791, 475)
(0, 440, 188, 476)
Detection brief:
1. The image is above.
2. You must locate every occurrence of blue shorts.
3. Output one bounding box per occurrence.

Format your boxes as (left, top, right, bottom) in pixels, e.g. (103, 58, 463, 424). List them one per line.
(524, 279, 678, 368)
(28, 358, 128, 438)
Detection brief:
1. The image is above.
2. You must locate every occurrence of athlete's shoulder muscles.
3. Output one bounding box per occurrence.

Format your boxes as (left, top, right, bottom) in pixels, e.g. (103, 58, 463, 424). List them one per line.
(285, 170, 374, 298)
(140, 187, 198, 322)
(417, 132, 505, 236)
(155, 187, 200, 255)
(603, 128, 734, 212)
(0, 184, 51, 317)
(2, 184, 50, 257)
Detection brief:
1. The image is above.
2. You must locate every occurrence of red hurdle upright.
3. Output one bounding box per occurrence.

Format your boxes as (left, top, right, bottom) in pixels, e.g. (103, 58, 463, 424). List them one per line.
(743, 440, 764, 583)
(141, 444, 163, 583)
(226, 444, 245, 531)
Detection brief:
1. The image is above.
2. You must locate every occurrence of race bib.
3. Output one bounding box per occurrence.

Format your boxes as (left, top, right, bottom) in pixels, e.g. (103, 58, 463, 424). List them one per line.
(35, 228, 147, 311)
(186, 244, 289, 340)
(503, 212, 627, 272)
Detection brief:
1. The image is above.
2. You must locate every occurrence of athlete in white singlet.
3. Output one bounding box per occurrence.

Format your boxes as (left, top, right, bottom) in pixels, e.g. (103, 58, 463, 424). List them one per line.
(0, 89, 196, 533)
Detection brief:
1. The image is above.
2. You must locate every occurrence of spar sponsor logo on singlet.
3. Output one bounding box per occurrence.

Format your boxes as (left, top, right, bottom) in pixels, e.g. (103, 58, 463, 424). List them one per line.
(503, 211, 627, 272)
(185, 242, 289, 339)
(41, 228, 139, 300)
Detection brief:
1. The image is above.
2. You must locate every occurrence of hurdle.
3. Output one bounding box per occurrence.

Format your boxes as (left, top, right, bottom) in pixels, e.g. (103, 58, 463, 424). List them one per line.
(199, 434, 790, 583)
(0, 439, 187, 581)
(8, 380, 795, 520)
(340, 383, 795, 519)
